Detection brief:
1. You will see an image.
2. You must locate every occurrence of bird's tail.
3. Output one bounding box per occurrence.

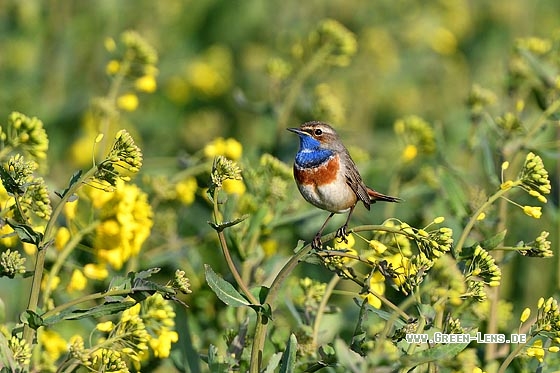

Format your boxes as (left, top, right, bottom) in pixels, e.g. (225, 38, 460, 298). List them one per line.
(367, 188, 402, 203)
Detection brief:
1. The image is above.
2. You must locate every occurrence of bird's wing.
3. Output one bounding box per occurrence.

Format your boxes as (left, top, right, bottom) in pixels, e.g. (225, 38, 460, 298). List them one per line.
(340, 151, 372, 210)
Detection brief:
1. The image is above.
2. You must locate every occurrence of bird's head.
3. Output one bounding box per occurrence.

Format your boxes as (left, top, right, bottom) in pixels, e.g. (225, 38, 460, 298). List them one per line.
(287, 121, 341, 151)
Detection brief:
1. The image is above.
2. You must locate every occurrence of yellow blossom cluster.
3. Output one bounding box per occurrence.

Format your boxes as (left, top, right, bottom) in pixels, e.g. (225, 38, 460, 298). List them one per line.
(104, 31, 159, 112)
(394, 115, 436, 163)
(85, 180, 153, 273)
(203, 137, 243, 161)
(165, 44, 233, 104)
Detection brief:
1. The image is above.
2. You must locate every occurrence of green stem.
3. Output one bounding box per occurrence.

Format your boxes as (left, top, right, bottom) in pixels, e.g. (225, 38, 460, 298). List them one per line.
(23, 166, 99, 346)
(454, 182, 519, 257)
(41, 222, 99, 306)
(250, 239, 314, 372)
(249, 312, 267, 373)
(97, 58, 130, 159)
(312, 274, 340, 346)
(498, 334, 534, 373)
(250, 224, 408, 370)
(211, 188, 258, 305)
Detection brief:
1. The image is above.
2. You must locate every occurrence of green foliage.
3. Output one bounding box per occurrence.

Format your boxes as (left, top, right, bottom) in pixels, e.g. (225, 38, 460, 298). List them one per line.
(0, 1, 559, 373)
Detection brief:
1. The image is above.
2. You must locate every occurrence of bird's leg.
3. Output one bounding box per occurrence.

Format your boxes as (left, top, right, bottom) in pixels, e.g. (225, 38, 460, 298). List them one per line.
(312, 212, 336, 249)
(336, 205, 356, 243)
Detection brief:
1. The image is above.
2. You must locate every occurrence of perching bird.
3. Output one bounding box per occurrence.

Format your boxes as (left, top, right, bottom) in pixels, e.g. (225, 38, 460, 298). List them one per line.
(288, 121, 401, 249)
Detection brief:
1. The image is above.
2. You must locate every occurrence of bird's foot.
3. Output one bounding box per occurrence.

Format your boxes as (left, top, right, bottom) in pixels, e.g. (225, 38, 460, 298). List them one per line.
(335, 225, 349, 243)
(312, 234, 323, 250)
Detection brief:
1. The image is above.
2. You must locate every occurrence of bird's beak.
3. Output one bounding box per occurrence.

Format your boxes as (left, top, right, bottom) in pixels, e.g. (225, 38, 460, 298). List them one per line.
(287, 127, 305, 136)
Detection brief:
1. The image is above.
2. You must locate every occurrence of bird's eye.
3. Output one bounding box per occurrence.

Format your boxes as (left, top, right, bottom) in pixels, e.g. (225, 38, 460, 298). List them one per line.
(314, 129, 323, 136)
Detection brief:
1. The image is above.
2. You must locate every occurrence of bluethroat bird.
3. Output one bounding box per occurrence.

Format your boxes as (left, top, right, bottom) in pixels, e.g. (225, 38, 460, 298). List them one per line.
(288, 121, 401, 249)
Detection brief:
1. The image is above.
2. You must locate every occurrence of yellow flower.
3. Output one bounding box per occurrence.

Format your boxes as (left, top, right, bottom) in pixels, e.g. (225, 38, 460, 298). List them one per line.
(122, 302, 142, 321)
(149, 329, 178, 358)
(402, 144, 418, 162)
(520, 307, 531, 323)
(135, 75, 157, 93)
(93, 181, 153, 270)
(203, 137, 243, 160)
(187, 45, 232, 97)
(433, 216, 445, 224)
(334, 233, 355, 250)
(96, 321, 115, 332)
(55, 227, 71, 251)
(224, 138, 243, 160)
(262, 239, 278, 257)
(476, 212, 486, 221)
(363, 271, 386, 308)
(106, 59, 120, 75)
(222, 179, 246, 195)
(526, 339, 545, 362)
(84, 263, 109, 280)
(69, 135, 96, 168)
(41, 273, 60, 292)
(175, 177, 197, 205)
(104, 37, 117, 52)
(85, 185, 114, 209)
(23, 242, 36, 255)
(117, 93, 139, 111)
(0, 224, 18, 247)
(188, 62, 222, 95)
(67, 269, 87, 292)
(500, 180, 514, 190)
(369, 239, 387, 254)
(430, 27, 457, 55)
(39, 330, 67, 361)
(523, 206, 542, 219)
(385, 253, 409, 286)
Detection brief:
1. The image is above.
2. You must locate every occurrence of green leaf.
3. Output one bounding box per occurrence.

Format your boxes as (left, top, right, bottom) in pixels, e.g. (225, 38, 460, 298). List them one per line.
(352, 297, 407, 328)
(132, 267, 161, 280)
(480, 229, 507, 251)
(399, 333, 473, 370)
(207, 215, 249, 232)
(55, 170, 82, 199)
(204, 264, 251, 307)
(334, 338, 365, 370)
(45, 301, 136, 325)
(264, 353, 282, 373)
(461, 230, 507, 259)
(6, 219, 43, 245)
(206, 344, 232, 372)
(279, 333, 297, 373)
(21, 310, 44, 330)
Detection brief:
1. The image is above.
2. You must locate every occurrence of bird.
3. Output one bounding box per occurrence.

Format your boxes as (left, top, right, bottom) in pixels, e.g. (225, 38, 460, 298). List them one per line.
(287, 121, 401, 249)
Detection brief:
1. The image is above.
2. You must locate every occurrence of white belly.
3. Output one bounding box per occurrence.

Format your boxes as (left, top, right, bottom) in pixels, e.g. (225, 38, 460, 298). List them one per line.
(297, 176, 357, 213)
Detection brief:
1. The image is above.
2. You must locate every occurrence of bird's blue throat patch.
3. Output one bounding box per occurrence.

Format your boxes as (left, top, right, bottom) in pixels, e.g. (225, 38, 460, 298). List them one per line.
(295, 135, 334, 168)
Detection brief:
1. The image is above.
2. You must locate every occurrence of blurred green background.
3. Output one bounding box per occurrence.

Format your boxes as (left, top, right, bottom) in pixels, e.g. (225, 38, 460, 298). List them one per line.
(1, 0, 559, 370)
(2, 0, 559, 160)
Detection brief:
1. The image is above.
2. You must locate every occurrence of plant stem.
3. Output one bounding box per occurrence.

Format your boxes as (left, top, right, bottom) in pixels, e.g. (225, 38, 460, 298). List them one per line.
(211, 189, 259, 306)
(41, 222, 99, 306)
(498, 335, 533, 373)
(312, 274, 340, 346)
(454, 183, 518, 257)
(23, 166, 98, 346)
(250, 224, 408, 370)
